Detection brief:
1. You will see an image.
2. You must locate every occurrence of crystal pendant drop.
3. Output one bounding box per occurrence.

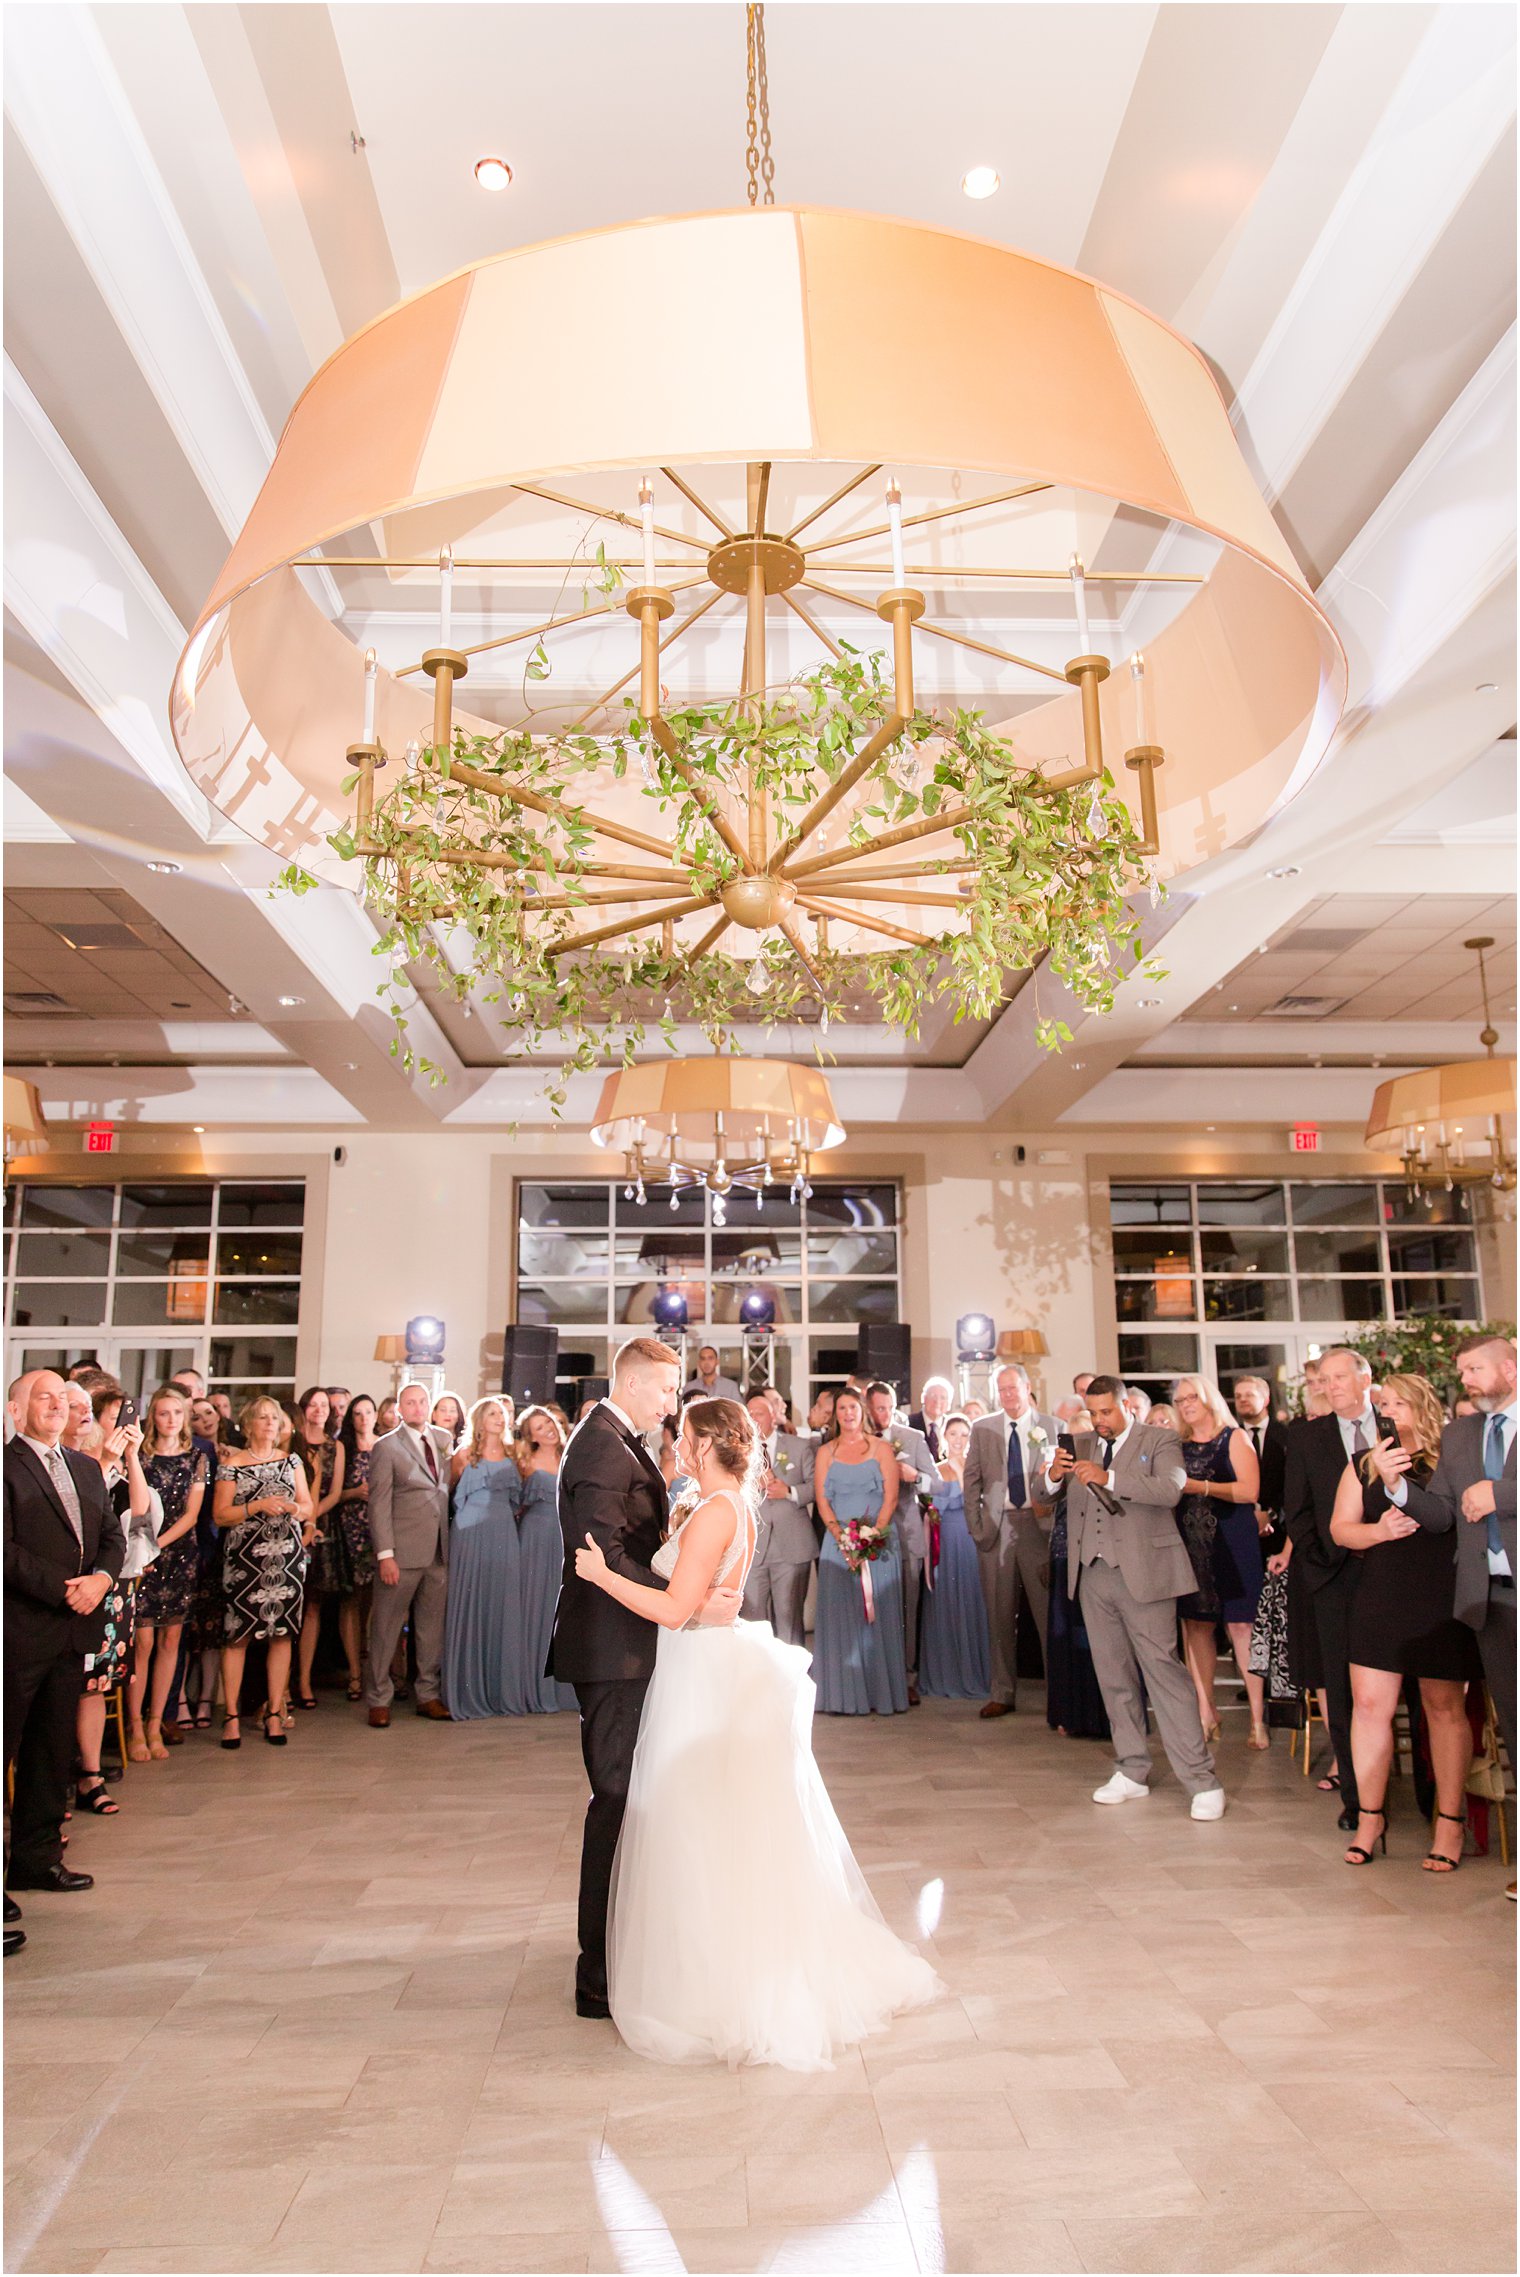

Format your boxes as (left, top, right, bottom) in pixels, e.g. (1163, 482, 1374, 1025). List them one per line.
(819, 1004, 831, 1033)
(746, 954, 769, 996)
(639, 747, 658, 787)
(1148, 866, 1163, 908)
(1085, 786, 1106, 837)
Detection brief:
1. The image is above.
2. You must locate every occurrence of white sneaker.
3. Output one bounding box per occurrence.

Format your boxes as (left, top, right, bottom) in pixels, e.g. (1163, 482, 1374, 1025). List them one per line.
(1092, 1772, 1150, 1805)
(1190, 1787, 1227, 1821)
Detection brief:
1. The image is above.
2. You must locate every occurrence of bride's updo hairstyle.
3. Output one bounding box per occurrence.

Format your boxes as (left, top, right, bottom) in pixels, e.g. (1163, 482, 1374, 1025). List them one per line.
(683, 1397, 764, 1506)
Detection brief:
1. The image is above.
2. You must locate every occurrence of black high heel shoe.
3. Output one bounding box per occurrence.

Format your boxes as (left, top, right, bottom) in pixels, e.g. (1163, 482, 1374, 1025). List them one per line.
(1344, 1804, 1388, 1866)
(262, 1706, 288, 1747)
(220, 1714, 241, 1751)
(1423, 1810, 1466, 1873)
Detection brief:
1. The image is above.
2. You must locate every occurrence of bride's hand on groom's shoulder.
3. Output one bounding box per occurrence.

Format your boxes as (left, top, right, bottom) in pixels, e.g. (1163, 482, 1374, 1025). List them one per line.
(575, 1532, 610, 1586)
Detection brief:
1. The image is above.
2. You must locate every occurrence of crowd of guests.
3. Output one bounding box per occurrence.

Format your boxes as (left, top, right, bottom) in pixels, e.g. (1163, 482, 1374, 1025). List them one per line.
(5, 1330, 1514, 1957)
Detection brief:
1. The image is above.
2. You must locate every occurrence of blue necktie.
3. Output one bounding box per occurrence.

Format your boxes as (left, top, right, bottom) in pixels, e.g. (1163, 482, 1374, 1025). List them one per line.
(1484, 1414, 1508, 1560)
(1006, 1425, 1025, 1508)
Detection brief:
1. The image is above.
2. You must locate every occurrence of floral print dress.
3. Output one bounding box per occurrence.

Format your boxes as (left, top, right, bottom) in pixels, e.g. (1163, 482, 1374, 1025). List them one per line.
(137, 1448, 210, 1626)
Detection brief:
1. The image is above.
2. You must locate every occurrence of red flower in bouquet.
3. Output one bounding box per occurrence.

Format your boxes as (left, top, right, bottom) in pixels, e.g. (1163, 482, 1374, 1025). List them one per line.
(843, 1517, 890, 1573)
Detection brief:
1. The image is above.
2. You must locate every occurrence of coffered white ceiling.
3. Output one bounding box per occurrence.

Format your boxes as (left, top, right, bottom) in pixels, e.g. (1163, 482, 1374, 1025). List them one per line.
(2, 0, 1515, 1136)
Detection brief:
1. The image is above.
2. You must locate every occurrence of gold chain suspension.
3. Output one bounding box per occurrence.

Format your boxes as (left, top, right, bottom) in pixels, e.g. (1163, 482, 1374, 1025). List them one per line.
(745, 4, 775, 207)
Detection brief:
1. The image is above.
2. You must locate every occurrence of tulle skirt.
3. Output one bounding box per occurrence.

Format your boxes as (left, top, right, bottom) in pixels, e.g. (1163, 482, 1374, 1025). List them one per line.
(608, 1619, 940, 2072)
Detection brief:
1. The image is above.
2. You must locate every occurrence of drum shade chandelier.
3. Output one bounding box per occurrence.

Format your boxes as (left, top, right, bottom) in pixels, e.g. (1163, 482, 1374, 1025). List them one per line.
(170, 10, 1345, 1059)
(590, 1056, 844, 1222)
(1365, 938, 1517, 1198)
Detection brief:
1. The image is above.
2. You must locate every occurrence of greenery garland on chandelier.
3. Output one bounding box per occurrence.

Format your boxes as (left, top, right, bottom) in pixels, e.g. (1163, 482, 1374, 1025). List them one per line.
(279, 642, 1162, 1109)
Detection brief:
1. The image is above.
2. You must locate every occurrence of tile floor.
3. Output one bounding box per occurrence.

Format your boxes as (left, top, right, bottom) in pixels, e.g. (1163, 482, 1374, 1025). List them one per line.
(4, 1695, 1513, 2275)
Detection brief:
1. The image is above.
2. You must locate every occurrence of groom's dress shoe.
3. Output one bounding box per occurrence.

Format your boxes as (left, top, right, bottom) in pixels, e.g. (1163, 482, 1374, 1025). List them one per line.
(575, 1993, 612, 2020)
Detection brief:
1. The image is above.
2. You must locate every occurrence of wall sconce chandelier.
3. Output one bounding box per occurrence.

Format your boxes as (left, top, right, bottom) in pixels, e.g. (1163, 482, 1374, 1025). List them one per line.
(171, 12, 1343, 1072)
(590, 1056, 843, 1223)
(1365, 938, 1516, 1199)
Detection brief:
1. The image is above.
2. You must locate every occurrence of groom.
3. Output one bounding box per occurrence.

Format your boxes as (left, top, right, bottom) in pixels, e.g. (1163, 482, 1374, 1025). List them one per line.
(549, 1335, 743, 2017)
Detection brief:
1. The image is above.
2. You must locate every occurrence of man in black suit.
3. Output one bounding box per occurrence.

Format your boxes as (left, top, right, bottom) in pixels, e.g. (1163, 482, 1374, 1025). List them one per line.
(909, 1376, 955, 1463)
(1232, 1376, 1288, 1520)
(1282, 1346, 1383, 1828)
(548, 1336, 741, 2018)
(5, 1370, 125, 1925)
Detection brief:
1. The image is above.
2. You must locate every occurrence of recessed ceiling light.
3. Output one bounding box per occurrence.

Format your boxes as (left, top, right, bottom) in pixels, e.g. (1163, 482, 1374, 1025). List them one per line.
(147, 860, 181, 875)
(1137, 997, 1163, 1008)
(277, 994, 304, 1008)
(192, 1125, 204, 1134)
(171, 1001, 192, 1011)
(1228, 1004, 1240, 1012)
(961, 165, 1000, 200)
(1266, 864, 1300, 879)
(1476, 681, 1497, 694)
(1205, 1124, 1216, 1131)
(474, 156, 513, 192)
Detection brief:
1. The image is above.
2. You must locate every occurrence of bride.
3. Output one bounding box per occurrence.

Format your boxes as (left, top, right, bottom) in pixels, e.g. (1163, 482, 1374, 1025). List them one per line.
(573, 1395, 939, 2071)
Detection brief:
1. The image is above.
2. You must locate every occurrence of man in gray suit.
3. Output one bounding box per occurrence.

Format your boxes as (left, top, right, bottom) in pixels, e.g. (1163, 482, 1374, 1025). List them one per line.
(363, 1380, 451, 1725)
(1044, 1375, 1224, 1818)
(963, 1362, 1058, 1719)
(741, 1392, 818, 1648)
(1380, 1334, 1517, 1808)
(866, 1380, 933, 1705)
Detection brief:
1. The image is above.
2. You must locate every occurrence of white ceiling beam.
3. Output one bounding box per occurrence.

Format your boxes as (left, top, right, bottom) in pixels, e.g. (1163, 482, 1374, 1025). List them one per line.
(1228, 2, 1516, 501)
(1135, 1020, 1516, 1066)
(3, 1, 275, 537)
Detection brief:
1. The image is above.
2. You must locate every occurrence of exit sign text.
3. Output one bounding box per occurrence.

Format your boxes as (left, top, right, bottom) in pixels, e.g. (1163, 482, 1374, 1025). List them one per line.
(85, 1123, 117, 1155)
(1291, 1124, 1321, 1153)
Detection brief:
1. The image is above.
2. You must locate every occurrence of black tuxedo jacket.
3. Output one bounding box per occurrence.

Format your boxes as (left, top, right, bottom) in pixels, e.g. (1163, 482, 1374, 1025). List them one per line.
(4, 1437, 125, 1661)
(1282, 1413, 1364, 1591)
(1241, 1416, 1289, 1515)
(548, 1402, 670, 1686)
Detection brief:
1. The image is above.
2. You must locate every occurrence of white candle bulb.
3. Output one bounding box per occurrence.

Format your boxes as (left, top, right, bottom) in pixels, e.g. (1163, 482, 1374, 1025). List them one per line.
(638, 478, 656, 586)
(886, 481, 906, 588)
(1070, 554, 1091, 654)
(1129, 650, 1147, 743)
(361, 647, 377, 742)
(439, 547, 453, 647)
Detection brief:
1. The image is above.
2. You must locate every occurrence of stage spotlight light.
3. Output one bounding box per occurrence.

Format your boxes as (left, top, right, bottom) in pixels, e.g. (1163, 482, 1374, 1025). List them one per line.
(739, 1287, 777, 1330)
(955, 1311, 996, 1360)
(405, 1314, 446, 1365)
(651, 1285, 689, 1332)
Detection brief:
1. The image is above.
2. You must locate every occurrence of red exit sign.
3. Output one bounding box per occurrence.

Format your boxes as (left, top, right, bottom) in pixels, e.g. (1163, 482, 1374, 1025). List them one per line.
(85, 1122, 117, 1155)
(1291, 1123, 1321, 1154)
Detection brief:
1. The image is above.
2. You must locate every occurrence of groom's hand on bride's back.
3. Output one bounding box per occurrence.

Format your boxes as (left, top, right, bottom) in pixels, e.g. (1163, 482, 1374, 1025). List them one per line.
(694, 1584, 743, 1627)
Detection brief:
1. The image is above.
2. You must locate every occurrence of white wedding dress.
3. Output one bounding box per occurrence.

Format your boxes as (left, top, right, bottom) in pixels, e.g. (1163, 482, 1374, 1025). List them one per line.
(607, 1488, 940, 2071)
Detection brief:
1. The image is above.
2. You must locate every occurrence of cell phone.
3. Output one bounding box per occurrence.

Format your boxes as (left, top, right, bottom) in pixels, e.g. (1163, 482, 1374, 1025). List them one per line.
(118, 1395, 139, 1431)
(1375, 1412, 1399, 1445)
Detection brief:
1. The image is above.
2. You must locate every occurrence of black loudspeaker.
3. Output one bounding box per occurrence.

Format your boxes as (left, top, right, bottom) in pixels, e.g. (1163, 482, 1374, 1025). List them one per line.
(856, 1322, 911, 1399)
(502, 1325, 560, 1407)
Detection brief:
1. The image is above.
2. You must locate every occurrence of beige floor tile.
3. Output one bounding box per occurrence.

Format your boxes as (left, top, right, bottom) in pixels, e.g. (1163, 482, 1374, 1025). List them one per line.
(1381, 2206, 1519, 2274)
(23, 2165, 309, 2252)
(422, 2236, 592, 2274)
(744, 2149, 896, 2225)
(1067, 2209, 1415, 2272)
(275, 2162, 450, 2247)
(436, 2151, 748, 2236)
(1325, 2136, 1516, 2209)
(908, 2216, 1084, 2272)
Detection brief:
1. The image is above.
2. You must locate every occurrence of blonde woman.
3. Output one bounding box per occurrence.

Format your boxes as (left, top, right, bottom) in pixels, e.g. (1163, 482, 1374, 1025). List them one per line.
(443, 1397, 521, 1717)
(812, 1387, 907, 1715)
(512, 1404, 573, 1713)
(130, 1385, 210, 1759)
(214, 1396, 314, 1747)
(1331, 1374, 1481, 1871)
(1171, 1374, 1265, 1746)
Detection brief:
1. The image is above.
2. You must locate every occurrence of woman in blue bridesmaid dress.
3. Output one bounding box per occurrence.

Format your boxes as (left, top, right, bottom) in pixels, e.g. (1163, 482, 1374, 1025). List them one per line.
(811, 1389, 909, 1716)
(443, 1398, 523, 1717)
(920, 1414, 992, 1701)
(513, 1404, 577, 1712)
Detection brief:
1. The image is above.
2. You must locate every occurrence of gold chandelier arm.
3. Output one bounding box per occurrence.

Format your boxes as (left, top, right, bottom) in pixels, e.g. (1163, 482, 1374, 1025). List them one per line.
(649, 715, 753, 870)
(775, 907, 827, 996)
(519, 883, 698, 911)
(784, 464, 883, 545)
(803, 482, 1053, 557)
(779, 587, 843, 658)
(783, 801, 977, 880)
(390, 585, 705, 680)
(544, 893, 716, 958)
(802, 577, 1067, 685)
(768, 708, 906, 872)
(748, 461, 772, 536)
(808, 858, 979, 883)
(803, 563, 1204, 585)
(403, 847, 692, 885)
(511, 479, 710, 555)
(794, 892, 935, 949)
(685, 912, 732, 965)
(660, 467, 733, 539)
(818, 883, 967, 909)
(570, 588, 728, 729)
(420, 754, 675, 861)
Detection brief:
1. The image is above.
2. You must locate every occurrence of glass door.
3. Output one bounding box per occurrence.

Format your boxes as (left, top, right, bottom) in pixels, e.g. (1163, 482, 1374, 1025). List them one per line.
(99, 1339, 203, 1406)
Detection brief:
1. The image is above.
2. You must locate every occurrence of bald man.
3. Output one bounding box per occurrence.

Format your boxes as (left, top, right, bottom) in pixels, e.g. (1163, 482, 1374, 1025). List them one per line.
(5, 1371, 124, 1901)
